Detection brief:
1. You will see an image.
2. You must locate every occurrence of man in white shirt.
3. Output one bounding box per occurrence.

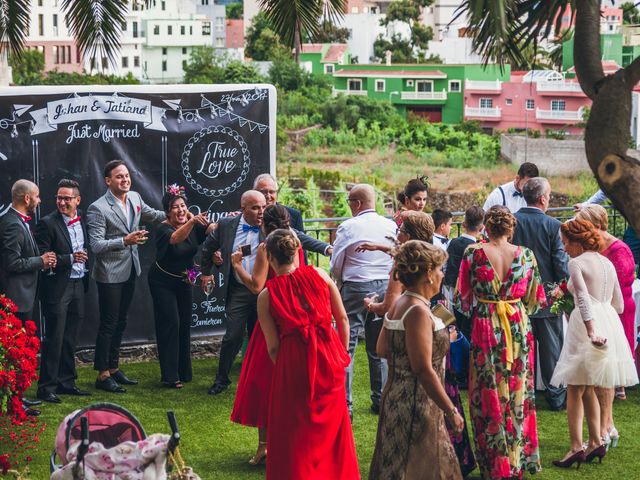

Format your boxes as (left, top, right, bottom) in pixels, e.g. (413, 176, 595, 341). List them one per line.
(330, 184, 396, 418)
(483, 162, 539, 213)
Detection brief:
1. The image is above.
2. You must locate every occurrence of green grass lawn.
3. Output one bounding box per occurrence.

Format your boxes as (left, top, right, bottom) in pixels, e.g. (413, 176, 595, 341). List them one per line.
(21, 344, 640, 479)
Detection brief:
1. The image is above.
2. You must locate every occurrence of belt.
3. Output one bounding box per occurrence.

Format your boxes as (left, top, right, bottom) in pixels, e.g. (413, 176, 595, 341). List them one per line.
(69, 277, 83, 282)
(154, 261, 182, 279)
(478, 298, 520, 371)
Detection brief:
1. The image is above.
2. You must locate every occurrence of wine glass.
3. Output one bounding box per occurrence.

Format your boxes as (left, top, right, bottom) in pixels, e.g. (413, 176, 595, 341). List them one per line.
(204, 279, 214, 300)
(138, 225, 148, 244)
(75, 248, 89, 274)
(46, 252, 56, 276)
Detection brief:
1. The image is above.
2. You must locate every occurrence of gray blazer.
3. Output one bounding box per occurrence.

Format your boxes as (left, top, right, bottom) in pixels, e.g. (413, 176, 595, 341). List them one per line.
(512, 206, 569, 317)
(87, 190, 165, 283)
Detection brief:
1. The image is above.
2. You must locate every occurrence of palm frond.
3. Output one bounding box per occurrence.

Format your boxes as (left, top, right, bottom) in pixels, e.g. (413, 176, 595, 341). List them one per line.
(0, 0, 30, 56)
(259, 0, 324, 48)
(61, 0, 127, 69)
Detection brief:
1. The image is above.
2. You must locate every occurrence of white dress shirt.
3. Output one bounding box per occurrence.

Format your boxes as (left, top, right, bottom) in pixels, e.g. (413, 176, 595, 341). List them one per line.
(64, 214, 85, 279)
(232, 216, 261, 282)
(483, 181, 527, 213)
(433, 234, 450, 251)
(330, 209, 396, 284)
(585, 189, 607, 205)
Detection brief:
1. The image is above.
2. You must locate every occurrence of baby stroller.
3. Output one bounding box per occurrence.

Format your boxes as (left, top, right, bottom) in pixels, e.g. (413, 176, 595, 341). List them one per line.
(50, 402, 198, 480)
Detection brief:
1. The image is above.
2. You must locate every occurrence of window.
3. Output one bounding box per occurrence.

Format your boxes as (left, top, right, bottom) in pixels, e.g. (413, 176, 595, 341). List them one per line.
(375, 79, 385, 92)
(121, 21, 127, 31)
(161, 1, 166, 10)
(182, 47, 187, 54)
(190, 26, 193, 35)
(76, 47, 81, 63)
(153, 25, 160, 35)
(215, 37, 224, 48)
(122, 56, 129, 68)
(162, 60, 167, 72)
(38, 0, 43, 5)
(505, 98, 513, 105)
(202, 22, 211, 35)
(168, 25, 173, 35)
(202, 0, 209, 4)
(133, 22, 139, 37)
(324, 64, 334, 74)
(181, 25, 185, 35)
(52, 46, 59, 64)
(526, 99, 535, 110)
(406, 79, 414, 87)
(416, 80, 433, 92)
(551, 100, 566, 111)
(101, 57, 108, 69)
(479, 98, 493, 108)
(66, 46, 71, 63)
(215, 17, 224, 32)
(348, 79, 362, 91)
(182, 60, 187, 69)
(162, 47, 167, 55)
(448, 80, 461, 92)
(134, 56, 140, 67)
(53, 14, 58, 36)
(38, 14, 44, 36)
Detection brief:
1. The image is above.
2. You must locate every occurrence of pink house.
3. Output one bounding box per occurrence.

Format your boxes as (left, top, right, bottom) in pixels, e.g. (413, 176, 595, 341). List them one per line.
(463, 70, 592, 135)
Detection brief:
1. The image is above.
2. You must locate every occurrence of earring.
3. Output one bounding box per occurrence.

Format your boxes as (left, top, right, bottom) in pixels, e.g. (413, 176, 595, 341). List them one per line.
(427, 278, 433, 285)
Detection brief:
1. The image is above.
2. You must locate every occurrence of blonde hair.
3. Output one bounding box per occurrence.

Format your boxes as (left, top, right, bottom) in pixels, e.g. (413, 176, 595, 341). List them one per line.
(575, 204, 608, 231)
(400, 210, 435, 243)
(484, 205, 516, 240)
(393, 240, 447, 288)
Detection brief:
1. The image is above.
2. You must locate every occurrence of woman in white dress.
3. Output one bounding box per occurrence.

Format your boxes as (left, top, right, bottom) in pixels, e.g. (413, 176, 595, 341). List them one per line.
(551, 219, 638, 469)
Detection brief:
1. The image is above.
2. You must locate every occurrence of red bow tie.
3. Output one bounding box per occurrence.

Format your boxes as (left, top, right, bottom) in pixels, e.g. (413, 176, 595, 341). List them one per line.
(17, 212, 32, 223)
(68, 215, 81, 226)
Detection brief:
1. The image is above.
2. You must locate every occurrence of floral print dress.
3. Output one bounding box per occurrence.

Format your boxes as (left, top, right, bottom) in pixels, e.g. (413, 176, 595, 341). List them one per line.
(455, 244, 546, 480)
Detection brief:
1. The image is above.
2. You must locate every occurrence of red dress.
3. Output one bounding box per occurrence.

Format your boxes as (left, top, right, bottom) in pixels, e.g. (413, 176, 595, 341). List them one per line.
(265, 265, 359, 480)
(230, 248, 304, 428)
(602, 240, 637, 352)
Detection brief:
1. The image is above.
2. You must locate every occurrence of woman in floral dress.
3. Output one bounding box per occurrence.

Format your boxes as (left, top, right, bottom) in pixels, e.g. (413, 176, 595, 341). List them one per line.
(455, 206, 546, 480)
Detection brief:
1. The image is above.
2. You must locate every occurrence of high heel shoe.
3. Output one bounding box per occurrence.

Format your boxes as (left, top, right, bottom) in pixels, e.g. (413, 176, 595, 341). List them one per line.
(585, 445, 607, 464)
(552, 450, 586, 469)
(602, 433, 611, 451)
(609, 428, 620, 448)
(248, 442, 267, 466)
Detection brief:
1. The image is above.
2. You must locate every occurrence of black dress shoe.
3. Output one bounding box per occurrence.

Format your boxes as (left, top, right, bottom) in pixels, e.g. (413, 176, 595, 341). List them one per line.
(111, 370, 138, 385)
(57, 386, 92, 396)
(207, 382, 229, 395)
(95, 377, 126, 393)
(24, 407, 40, 416)
(22, 397, 42, 407)
(36, 390, 62, 404)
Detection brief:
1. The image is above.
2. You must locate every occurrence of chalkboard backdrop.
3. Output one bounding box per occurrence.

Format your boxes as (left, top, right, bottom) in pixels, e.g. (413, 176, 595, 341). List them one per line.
(0, 84, 276, 347)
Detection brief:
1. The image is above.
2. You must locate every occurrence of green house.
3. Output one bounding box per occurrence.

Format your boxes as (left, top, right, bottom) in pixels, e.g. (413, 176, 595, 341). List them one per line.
(331, 63, 510, 124)
(299, 44, 351, 76)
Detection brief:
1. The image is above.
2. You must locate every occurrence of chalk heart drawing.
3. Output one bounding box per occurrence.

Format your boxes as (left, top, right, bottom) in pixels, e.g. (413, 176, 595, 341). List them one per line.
(181, 125, 250, 198)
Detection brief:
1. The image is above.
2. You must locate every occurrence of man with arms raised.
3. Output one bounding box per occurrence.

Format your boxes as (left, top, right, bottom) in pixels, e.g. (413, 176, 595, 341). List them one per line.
(87, 160, 165, 393)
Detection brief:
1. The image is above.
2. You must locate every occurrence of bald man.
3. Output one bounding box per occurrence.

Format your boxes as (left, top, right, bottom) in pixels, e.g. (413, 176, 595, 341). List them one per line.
(200, 190, 267, 394)
(330, 184, 396, 418)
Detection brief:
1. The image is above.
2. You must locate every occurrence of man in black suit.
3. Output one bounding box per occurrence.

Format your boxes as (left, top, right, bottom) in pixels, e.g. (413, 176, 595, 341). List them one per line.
(33, 179, 92, 403)
(0, 179, 56, 416)
(512, 177, 569, 411)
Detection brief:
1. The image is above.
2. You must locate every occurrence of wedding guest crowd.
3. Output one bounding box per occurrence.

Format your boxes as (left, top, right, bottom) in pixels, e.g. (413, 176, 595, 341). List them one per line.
(3, 162, 640, 480)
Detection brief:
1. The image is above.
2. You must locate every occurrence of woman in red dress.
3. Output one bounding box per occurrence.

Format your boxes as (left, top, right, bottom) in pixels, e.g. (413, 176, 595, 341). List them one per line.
(258, 229, 359, 480)
(229, 204, 302, 465)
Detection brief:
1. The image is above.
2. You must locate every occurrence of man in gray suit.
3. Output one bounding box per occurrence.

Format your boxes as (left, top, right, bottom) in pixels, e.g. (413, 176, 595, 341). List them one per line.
(512, 177, 569, 411)
(87, 160, 165, 393)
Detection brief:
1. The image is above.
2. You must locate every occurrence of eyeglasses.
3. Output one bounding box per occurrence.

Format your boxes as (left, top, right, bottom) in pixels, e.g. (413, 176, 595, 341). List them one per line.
(259, 189, 278, 196)
(55, 195, 77, 202)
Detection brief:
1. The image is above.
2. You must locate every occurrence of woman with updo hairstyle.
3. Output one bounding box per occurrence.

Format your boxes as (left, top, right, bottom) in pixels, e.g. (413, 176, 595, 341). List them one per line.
(369, 240, 464, 479)
(550, 218, 638, 468)
(257, 229, 359, 479)
(576, 205, 636, 404)
(393, 176, 429, 225)
(454, 204, 546, 479)
(148, 185, 214, 389)
(230, 204, 303, 465)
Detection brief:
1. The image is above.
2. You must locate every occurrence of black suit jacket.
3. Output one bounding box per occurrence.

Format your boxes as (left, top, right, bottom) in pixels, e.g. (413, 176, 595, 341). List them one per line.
(443, 236, 476, 288)
(0, 209, 43, 312)
(284, 205, 304, 232)
(512, 207, 569, 317)
(34, 209, 91, 304)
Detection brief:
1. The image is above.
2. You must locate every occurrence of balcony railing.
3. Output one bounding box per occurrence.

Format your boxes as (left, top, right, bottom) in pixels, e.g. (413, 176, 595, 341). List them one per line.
(465, 79, 502, 91)
(332, 88, 368, 96)
(400, 90, 447, 100)
(536, 108, 583, 121)
(465, 106, 501, 118)
(536, 81, 584, 93)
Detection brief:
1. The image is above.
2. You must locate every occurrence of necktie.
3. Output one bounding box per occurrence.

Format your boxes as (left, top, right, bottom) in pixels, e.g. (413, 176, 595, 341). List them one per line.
(17, 212, 32, 222)
(242, 224, 260, 233)
(68, 215, 81, 226)
(512, 191, 523, 198)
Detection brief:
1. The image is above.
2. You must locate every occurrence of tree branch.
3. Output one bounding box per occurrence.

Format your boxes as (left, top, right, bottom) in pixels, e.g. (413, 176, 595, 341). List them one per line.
(574, 0, 605, 99)
(624, 54, 640, 87)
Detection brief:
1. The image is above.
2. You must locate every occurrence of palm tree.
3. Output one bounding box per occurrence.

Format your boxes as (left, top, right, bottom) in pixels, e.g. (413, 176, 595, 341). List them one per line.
(455, 0, 640, 233)
(259, 0, 346, 63)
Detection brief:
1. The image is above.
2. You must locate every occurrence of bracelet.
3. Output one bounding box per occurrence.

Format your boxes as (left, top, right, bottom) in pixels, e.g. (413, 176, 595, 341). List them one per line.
(444, 407, 458, 418)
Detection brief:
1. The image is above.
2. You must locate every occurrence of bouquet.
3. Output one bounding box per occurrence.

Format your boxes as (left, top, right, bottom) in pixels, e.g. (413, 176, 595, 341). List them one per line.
(183, 265, 201, 286)
(547, 280, 574, 316)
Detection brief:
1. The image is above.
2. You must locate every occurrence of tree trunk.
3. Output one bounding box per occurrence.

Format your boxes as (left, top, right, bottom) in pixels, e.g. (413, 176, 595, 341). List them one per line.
(294, 20, 301, 64)
(574, 0, 640, 233)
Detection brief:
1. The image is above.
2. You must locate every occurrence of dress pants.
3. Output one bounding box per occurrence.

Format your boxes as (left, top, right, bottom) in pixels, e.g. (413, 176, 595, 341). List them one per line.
(15, 310, 34, 323)
(532, 314, 567, 409)
(341, 279, 389, 413)
(38, 278, 84, 393)
(94, 267, 136, 372)
(214, 277, 258, 386)
(148, 269, 193, 383)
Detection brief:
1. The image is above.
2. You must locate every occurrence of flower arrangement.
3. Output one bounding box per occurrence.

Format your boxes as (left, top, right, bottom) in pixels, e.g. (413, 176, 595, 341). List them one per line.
(183, 265, 201, 286)
(167, 183, 186, 197)
(547, 281, 574, 316)
(0, 294, 43, 476)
